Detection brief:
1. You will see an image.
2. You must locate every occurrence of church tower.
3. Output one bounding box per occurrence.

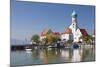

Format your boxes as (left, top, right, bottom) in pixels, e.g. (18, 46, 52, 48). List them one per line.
(69, 10, 78, 33)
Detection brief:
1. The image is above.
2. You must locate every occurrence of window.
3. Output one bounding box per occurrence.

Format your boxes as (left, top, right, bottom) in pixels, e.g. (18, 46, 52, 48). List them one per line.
(73, 24, 74, 28)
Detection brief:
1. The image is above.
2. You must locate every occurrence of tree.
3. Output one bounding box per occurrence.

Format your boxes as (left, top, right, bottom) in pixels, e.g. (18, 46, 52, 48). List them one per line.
(41, 33, 60, 45)
(41, 38, 48, 45)
(31, 34, 40, 44)
(80, 35, 93, 44)
(53, 36, 60, 43)
(46, 33, 54, 44)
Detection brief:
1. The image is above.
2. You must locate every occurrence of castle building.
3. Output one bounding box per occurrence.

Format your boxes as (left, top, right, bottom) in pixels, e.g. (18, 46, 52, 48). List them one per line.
(40, 29, 60, 41)
(61, 10, 88, 42)
(40, 29, 52, 41)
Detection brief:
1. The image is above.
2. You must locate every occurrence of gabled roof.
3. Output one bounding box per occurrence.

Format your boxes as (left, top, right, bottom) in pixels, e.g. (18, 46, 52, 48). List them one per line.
(62, 28, 72, 34)
(53, 32, 60, 35)
(41, 29, 61, 36)
(41, 29, 53, 36)
(80, 29, 88, 36)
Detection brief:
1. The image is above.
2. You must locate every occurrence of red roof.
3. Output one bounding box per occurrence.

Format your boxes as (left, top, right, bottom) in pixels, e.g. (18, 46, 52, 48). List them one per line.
(62, 28, 72, 34)
(41, 29, 54, 36)
(41, 29, 60, 36)
(53, 32, 60, 35)
(41, 29, 50, 36)
(80, 29, 88, 36)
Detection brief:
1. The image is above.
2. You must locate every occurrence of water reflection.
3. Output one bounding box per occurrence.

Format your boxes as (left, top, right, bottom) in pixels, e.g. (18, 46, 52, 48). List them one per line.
(11, 45, 95, 66)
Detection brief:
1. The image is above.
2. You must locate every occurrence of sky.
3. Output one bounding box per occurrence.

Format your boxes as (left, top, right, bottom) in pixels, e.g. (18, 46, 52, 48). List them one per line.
(11, 0, 95, 41)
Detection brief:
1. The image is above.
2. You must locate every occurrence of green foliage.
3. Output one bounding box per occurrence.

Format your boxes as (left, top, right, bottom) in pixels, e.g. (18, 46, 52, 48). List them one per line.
(81, 35, 94, 44)
(42, 33, 60, 45)
(42, 38, 48, 45)
(31, 34, 40, 44)
(46, 33, 55, 44)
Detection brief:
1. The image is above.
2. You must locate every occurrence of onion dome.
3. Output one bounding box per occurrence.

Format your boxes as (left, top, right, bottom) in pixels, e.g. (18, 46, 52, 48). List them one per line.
(71, 10, 77, 17)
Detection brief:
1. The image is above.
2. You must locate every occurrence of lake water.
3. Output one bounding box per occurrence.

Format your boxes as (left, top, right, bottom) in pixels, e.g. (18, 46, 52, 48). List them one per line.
(10, 45, 95, 66)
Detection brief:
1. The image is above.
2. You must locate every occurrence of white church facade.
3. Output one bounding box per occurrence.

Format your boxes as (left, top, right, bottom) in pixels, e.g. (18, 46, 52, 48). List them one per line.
(61, 11, 88, 42)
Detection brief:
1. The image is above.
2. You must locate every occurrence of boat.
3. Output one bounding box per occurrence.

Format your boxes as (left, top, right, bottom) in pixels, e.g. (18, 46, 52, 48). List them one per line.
(25, 47, 32, 51)
(25, 48, 32, 51)
(25, 48, 32, 53)
(72, 43, 79, 49)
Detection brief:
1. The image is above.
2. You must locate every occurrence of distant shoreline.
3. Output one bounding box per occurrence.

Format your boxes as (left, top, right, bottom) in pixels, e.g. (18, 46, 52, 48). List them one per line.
(11, 44, 64, 51)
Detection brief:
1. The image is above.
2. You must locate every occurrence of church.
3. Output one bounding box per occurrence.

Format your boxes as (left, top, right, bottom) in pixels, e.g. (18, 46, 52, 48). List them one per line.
(61, 10, 88, 42)
(40, 10, 88, 43)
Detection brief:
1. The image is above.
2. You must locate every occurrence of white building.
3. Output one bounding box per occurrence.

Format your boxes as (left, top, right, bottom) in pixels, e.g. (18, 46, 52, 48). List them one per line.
(61, 10, 88, 42)
(61, 28, 73, 41)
